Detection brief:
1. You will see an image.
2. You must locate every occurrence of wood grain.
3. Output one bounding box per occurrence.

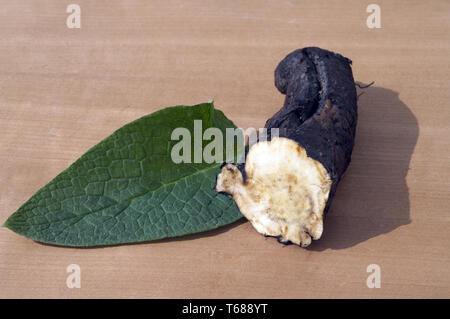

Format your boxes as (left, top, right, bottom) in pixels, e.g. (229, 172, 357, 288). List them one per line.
(0, 0, 449, 298)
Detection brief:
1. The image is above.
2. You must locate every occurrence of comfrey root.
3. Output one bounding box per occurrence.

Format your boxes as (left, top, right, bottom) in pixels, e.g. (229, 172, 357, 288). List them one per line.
(216, 47, 357, 247)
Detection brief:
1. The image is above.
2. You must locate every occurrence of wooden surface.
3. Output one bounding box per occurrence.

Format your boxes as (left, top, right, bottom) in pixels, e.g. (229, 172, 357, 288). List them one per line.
(1, 0, 449, 298)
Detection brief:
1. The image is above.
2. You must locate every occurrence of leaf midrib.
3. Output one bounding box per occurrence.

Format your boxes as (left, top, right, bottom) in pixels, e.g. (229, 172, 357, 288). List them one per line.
(11, 163, 223, 228)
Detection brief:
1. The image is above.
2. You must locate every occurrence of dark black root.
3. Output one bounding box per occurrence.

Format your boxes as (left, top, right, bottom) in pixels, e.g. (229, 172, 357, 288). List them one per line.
(264, 47, 358, 215)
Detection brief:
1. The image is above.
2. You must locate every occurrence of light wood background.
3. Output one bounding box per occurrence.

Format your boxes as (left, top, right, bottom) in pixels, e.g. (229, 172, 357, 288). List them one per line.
(0, 0, 449, 298)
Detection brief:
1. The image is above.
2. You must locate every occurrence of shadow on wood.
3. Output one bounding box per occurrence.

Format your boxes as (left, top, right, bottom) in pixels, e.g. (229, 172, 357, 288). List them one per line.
(309, 85, 419, 250)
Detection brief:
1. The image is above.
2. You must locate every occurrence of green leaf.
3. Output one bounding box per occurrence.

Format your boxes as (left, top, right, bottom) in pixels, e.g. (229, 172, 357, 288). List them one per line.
(4, 102, 244, 247)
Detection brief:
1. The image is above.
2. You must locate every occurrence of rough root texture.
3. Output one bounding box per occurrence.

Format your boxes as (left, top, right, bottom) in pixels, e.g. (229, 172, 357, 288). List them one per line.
(216, 47, 357, 247)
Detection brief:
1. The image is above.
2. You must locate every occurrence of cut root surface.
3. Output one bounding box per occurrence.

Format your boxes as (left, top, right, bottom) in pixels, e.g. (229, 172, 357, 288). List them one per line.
(216, 137, 332, 247)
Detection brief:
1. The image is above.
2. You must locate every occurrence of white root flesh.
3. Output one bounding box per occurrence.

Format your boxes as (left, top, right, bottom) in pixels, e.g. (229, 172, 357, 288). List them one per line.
(216, 137, 332, 247)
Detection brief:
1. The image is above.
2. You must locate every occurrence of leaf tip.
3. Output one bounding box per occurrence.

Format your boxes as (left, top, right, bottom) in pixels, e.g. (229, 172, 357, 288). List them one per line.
(2, 213, 19, 232)
(2, 217, 11, 229)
